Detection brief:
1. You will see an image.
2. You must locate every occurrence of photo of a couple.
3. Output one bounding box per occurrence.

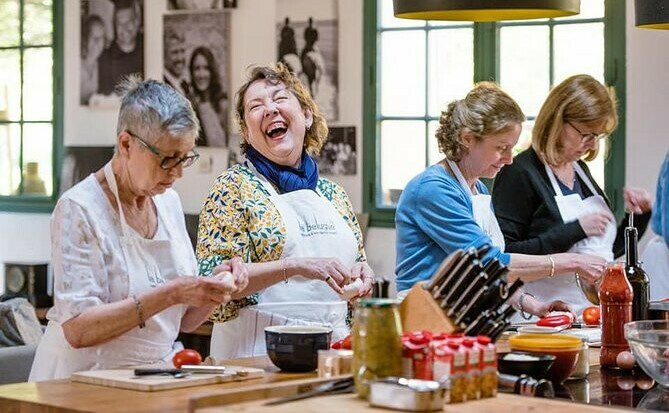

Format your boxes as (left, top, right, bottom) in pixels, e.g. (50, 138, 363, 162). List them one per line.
(163, 12, 230, 148)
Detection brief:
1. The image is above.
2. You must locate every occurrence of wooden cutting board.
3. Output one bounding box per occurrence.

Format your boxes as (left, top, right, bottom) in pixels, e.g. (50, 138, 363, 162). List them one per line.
(71, 364, 265, 392)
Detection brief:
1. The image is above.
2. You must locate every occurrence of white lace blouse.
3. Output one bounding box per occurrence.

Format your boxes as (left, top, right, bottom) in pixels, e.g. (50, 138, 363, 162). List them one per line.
(46, 174, 196, 323)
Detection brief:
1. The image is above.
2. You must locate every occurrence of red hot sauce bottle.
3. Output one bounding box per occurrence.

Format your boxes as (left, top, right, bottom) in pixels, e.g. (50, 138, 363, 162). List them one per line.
(599, 262, 633, 368)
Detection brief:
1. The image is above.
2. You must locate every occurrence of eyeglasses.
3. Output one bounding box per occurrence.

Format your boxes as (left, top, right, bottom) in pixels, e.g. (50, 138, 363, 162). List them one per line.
(567, 121, 609, 144)
(127, 131, 199, 169)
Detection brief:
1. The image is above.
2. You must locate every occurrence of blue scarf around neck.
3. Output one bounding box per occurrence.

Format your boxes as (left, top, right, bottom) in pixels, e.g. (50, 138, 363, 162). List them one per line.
(245, 146, 319, 193)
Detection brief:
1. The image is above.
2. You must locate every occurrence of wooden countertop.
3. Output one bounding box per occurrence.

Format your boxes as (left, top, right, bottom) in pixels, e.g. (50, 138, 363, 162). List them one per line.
(0, 357, 314, 413)
(0, 348, 642, 413)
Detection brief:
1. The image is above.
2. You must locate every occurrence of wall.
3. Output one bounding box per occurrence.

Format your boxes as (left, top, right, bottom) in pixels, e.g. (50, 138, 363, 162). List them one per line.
(1, 1, 667, 293)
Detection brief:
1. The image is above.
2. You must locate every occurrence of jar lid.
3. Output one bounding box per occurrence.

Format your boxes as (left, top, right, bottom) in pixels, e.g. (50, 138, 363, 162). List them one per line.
(509, 333, 582, 351)
(357, 298, 399, 308)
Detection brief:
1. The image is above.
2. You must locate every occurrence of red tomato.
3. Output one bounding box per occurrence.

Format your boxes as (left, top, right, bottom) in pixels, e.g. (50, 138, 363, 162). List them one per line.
(342, 335, 352, 350)
(582, 306, 601, 326)
(331, 334, 352, 350)
(172, 349, 202, 368)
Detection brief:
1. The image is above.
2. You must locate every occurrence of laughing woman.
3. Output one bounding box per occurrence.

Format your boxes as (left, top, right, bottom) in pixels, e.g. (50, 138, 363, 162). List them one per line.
(197, 64, 373, 359)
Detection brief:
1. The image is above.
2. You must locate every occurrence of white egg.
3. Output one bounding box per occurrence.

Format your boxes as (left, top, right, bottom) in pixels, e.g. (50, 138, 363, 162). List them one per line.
(340, 278, 363, 300)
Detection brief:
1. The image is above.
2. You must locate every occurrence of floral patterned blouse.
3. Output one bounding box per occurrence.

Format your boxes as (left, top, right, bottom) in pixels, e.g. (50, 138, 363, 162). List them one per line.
(197, 163, 367, 323)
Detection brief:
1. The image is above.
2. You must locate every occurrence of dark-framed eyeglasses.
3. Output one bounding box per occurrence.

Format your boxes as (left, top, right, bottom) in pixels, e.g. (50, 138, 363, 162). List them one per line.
(127, 131, 199, 169)
(566, 121, 609, 144)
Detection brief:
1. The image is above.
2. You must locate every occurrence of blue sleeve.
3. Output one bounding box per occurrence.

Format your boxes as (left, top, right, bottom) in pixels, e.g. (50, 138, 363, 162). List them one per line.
(414, 178, 511, 266)
(652, 153, 669, 246)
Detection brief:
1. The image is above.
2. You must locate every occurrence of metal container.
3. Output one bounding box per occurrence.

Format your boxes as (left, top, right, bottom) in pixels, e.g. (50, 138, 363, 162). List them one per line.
(648, 301, 669, 321)
(575, 273, 600, 305)
(368, 377, 448, 411)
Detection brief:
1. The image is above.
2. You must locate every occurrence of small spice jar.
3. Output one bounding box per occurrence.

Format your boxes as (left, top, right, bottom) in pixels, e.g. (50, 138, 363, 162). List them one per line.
(569, 338, 590, 379)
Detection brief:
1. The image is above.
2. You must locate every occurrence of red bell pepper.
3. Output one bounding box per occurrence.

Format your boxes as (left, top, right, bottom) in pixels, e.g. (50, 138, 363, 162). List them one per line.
(536, 314, 572, 328)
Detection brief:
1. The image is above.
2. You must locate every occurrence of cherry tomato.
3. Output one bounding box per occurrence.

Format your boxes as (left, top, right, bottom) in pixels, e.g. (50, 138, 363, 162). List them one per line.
(172, 349, 202, 368)
(342, 335, 352, 350)
(331, 334, 352, 350)
(582, 306, 601, 326)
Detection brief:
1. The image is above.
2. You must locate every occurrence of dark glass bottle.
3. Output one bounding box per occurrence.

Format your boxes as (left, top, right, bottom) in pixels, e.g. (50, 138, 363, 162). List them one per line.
(625, 221, 650, 321)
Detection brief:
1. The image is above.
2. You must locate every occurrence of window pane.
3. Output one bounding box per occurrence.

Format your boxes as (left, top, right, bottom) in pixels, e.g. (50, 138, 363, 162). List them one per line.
(428, 20, 473, 28)
(428, 28, 474, 117)
(0, 123, 21, 195)
(380, 120, 426, 206)
(23, 47, 53, 121)
(554, 23, 604, 84)
(513, 120, 535, 156)
(0, 50, 22, 121)
(380, 30, 426, 116)
(428, 120, 441, 165)
(499, 25, 550, 117)
(0, 0, 20, 47)
(24, 0, 53, 45)
(380, 0, 425, 28)
(555, 0, 604, 21)
(22, 123, 52, 196)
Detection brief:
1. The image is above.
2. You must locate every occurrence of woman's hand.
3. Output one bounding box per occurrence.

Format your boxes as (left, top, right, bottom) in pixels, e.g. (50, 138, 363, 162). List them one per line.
(168, 276, 236, 307)
(623, 187, 653, 214)
(571, 253, 607, 284)
(289, 257, 350, 295)
(531, 299, 576, 318)
(350, 261, 374, 298)
(554, 253, 606, 284)
(578, 211, 614, 236)
(212, 257, 249, 293)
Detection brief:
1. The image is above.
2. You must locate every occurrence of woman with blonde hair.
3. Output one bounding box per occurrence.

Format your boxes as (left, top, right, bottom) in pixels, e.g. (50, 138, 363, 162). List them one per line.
(492, 74, 652, 315)
(197, 63, 372, 359)
(395, 82, 607, 318)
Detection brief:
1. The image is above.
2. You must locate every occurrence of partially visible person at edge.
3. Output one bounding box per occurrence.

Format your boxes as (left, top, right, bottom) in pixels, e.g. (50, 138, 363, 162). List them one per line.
(492, 75, 652, 315)
(642, 152, 668, 300)
(395, 82, 608, 319)
(29, 78, 247, 381)
(196, 63, 373, 359)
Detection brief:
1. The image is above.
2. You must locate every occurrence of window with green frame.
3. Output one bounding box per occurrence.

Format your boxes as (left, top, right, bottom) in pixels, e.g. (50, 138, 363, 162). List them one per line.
(363, 0, 625, 227)
(0, 0, 63, 213)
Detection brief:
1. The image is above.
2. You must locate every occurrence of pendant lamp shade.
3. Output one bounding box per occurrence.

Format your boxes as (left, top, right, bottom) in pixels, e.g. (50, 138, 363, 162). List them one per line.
(635, 0, 669, 30)
(393, 0, 580, 22)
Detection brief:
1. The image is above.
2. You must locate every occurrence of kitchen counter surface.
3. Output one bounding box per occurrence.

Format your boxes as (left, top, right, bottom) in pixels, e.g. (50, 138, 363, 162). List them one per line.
(1, 349, 667, 412)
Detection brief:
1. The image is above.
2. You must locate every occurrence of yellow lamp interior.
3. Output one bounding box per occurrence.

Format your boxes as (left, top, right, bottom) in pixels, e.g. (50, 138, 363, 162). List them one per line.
(396, 9, 578, 22)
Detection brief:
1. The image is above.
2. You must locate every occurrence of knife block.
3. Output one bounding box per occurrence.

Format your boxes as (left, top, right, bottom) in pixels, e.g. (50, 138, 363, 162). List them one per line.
(399, 284, 458, 334)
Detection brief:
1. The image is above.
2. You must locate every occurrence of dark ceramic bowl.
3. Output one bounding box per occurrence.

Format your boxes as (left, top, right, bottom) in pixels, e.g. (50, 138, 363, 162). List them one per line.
(498, 351, 556, 379)
(265, 325, 333, 372)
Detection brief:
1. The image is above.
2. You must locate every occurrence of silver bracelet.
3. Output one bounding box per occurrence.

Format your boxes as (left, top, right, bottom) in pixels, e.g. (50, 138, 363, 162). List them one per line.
(131, 294, 146, 329)
(519, 292, 535, 320)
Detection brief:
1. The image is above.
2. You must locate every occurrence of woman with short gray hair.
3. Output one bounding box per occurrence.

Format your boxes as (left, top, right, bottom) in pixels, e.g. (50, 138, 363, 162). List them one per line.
(29, 79, 248, 381)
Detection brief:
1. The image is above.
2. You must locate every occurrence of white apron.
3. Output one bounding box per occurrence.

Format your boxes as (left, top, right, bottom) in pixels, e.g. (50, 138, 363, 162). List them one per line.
(522, 163, 617, 317)
(210, 166, 359, 359)
(29, 163, 192, 381)
(641, 236, 669, 301)
(448, 160, 506, 250)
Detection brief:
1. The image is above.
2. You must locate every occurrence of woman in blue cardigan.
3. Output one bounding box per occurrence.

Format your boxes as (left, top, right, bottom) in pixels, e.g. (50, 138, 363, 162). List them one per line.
(395, 82, 607, 318)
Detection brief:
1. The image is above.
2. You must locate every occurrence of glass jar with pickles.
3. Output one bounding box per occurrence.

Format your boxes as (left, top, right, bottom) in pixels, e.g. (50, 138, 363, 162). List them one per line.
(352, 298, 403, 399)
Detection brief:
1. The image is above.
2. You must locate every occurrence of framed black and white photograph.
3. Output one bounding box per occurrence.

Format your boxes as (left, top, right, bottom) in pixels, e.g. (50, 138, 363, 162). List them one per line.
(316, 126, 355, 175)
(167, 0, 237, 10)
(164, 12, 231, 147)
(80, 0, 144, 106)
(59, 146, 115, 196)
(276, 0, 339, 121)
